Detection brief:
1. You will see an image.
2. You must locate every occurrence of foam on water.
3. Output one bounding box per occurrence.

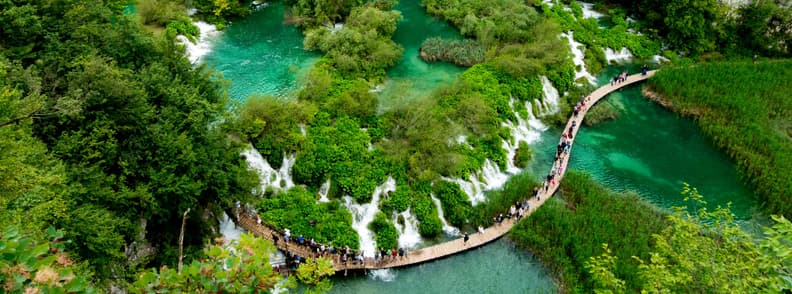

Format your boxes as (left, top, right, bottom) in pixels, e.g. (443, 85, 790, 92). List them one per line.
(242, 144, 295, 193)
(177, 21, 221, 64)
(562, 32, 596, 85)
(393, 210, 423, 248)
(604, 47, 634, 64)
(430, 194, 460, 236)
(369, 269, 397, 282)
(343, 177, 396, 257)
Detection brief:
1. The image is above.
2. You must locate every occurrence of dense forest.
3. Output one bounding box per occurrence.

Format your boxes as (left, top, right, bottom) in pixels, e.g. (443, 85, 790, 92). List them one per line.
(2, 0, 791, 292)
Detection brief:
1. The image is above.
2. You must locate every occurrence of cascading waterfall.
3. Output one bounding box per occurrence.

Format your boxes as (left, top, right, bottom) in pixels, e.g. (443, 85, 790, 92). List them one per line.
(176, 21, 221, 64)
(562, 32, 597, 85)
(539, 76, 561, 114)
(242, 144, 295, 193)
(445, 77, 560, 205)
(392, 210, 423, 248)
(580, 2, 605, 19)
(502, 98, 546, 174)
(429, 194, 460, 236)
(343, 177, 396, 257)
(317, 179, 331, 202)
(604, 47, 634, 64)
(219, 212, 244, 242)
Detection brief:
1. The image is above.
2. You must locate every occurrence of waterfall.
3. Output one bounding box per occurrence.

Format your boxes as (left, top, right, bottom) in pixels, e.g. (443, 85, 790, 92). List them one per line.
(429, 194, 460, 236)
(448, 76, 559, 204)
(502, 98, 544, 173)
(540, 76, 561, 114)
(442, 159, 507, 206)
(176, 21, 221, 64)
(317, 179, 331, 203)
(604, 47, 634, 64)
(392, 210, 423, 248)
(561, 32, 597, 85)
(242, 144, 295, 193)
(219, 212, 244, 243)
(580, 2, 605, 19)
(343, 177, 396, 258)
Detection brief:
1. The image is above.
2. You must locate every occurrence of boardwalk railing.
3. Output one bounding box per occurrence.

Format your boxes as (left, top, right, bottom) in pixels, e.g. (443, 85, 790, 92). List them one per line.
(237, 70, 658, 272)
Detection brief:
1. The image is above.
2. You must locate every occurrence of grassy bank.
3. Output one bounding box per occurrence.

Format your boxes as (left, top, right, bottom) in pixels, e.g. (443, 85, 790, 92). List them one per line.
(647, 60, 792, 218)
(509, 171, 667, 292)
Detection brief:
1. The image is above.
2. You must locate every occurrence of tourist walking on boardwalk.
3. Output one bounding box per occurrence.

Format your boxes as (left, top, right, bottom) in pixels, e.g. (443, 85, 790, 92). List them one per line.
(463, 232, 470, 245)
(272, 232, 279, 246)
(642, 64, 648, 75)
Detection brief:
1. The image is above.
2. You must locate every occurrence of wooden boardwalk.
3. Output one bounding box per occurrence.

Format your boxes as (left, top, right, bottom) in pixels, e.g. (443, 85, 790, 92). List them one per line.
(237, 70, 657, 272)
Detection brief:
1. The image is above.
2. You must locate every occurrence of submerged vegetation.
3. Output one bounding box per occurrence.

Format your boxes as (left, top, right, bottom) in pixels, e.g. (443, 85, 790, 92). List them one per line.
(511, 171, 792, 292)
(420, 37, 485, 66)
(649, 60, 792, 218)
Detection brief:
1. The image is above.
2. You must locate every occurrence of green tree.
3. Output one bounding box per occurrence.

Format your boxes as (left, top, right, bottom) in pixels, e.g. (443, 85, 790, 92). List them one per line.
(296, 257, 335, 293)
(0, 225, 96, 293)
(586, 184, 792, 292)
(131, 233, 282, 293)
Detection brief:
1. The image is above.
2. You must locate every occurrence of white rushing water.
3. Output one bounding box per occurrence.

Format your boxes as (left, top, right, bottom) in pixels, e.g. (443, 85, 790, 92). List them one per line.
(579, 2, 605, 19)
(562, 32, 597, 85)
(502, 98, 545, 173)
(430, 194, 460, 236)
(369, 269, 397, 282)
(176, 21, 222, 64)
(317, 179, 331, 202)
(393, 210, 423, 248)
(343, 177, 396, 258)
(219, 212, 244, 243)
(446, 78, 559, 205)
(442, 159, 508, 206)
(242, 145, 295, 193)
(604, 47, 634, 64)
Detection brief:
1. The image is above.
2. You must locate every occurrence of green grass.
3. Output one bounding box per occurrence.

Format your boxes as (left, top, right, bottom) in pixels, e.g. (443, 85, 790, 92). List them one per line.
(648, 60, 792, 218)
(509, 171, 668, 293)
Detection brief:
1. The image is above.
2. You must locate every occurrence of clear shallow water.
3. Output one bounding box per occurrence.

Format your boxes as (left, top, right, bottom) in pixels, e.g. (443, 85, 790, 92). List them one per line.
(377, 0, 465, 109)
(202, 3, 319, 100)
(527, 65, 757, 220)
(328, 239, 556, 293)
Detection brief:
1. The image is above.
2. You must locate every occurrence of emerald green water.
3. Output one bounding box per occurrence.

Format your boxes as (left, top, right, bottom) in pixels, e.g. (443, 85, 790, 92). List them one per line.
(203, 1, 757, 291)
(377, 0, 465, 109)
(203, 3, 319, 100)
(328, 239, 555, 293)
(527, 66, 757, 220)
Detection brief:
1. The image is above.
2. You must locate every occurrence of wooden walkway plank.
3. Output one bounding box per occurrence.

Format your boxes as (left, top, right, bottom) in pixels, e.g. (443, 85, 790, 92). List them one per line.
(237, 71, 657, 272)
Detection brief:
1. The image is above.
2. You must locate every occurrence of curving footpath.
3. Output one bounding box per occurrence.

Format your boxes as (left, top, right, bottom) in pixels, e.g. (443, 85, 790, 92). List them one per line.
(237, 70, 658, 272)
